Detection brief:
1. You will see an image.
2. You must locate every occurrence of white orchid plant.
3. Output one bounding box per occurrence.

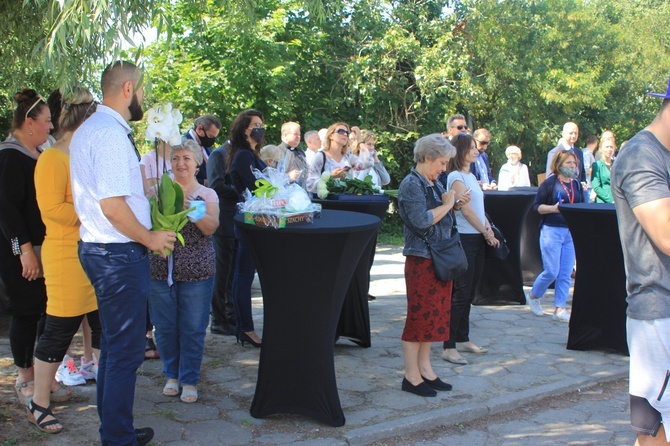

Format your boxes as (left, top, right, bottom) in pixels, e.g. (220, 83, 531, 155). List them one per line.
(146, 102, 183, 146)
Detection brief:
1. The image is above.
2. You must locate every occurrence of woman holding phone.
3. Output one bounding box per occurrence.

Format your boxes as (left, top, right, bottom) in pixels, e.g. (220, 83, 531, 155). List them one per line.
(305, 122, 373, 192)
(440, 132, 498, 365)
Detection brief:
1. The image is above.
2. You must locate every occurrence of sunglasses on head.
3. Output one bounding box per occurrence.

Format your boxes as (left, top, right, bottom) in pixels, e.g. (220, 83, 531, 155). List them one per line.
(333, 128, 350, 136)
(24, 95, 46, 120)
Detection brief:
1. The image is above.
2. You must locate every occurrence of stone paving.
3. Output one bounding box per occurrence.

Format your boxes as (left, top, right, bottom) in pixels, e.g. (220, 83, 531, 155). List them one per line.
(0, 244, 632, 445)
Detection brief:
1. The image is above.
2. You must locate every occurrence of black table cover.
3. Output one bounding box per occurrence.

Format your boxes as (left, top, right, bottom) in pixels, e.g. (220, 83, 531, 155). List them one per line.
(559, 203, 628, 354)
(513, 187, 544, 286)
(234, 209, 381, 426)
(312, 196, 390, 347)
(475, 189, 539, 305)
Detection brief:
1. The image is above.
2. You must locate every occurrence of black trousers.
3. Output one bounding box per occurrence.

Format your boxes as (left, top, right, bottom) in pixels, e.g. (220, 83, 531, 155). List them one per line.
(10, 313, 45, 368)
(444, 233, 486, 349)
(211, 233, 238, 330)
(34, 310, 101, 363)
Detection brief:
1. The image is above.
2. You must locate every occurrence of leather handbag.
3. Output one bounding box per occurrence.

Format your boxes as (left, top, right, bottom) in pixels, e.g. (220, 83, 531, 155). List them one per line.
(404, 212, 468, 282)
(423, 226, 468, 282)
(485, 221, 509, 260)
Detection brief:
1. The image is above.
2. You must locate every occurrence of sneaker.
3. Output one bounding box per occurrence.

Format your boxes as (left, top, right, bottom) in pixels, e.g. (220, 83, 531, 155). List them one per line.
(79, 354, 98, 381)
(526, 292, 543, 316)
(553, 309, 571, 322)
(56, 354, 87, 386)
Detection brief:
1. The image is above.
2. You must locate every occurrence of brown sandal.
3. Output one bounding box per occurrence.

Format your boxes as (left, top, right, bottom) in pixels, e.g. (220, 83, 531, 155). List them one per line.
(15, 380, 34, 408)
(28, 400, 63, 434)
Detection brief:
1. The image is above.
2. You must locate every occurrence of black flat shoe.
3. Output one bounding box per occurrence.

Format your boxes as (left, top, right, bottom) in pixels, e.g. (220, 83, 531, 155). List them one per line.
(401, 377, 437, 397)
(136, 427, 154, 446)
(237, 332, 262, 348)
(421, 375, 453, 391)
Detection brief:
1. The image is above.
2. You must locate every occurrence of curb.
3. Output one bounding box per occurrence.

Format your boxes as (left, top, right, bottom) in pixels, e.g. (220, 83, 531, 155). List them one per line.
(344, 369, 628, 445)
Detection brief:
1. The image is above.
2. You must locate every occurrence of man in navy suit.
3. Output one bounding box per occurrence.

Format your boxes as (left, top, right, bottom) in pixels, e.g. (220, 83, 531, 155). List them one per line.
(184, 114, 222, 186)
(546, 121, 586, 184)
(471, 128, 497, 190)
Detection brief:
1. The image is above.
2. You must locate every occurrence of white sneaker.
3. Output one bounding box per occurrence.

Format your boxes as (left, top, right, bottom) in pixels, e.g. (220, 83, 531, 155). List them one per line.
(526, 292, 543, 316)
(553, 309, 571, 323)
(56, 354, 87, 386)
(79, 354, 98, 381)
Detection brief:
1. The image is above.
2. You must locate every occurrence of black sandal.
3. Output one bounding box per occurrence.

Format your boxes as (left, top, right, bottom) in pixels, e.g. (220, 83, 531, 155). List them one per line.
(28, 400, 63, 434)
(145, 337, 160, 360)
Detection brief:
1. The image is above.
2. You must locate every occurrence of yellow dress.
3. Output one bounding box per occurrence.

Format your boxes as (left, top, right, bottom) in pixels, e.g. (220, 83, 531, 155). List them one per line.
(34, 147, 96, 317)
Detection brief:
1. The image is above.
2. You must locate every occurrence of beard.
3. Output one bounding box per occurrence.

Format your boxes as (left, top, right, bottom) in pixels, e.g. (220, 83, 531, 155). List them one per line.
(128, 93, 144, 122)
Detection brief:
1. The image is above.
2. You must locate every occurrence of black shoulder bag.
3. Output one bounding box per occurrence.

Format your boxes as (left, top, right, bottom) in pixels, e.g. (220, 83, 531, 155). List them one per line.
(403, 172, 468, 282)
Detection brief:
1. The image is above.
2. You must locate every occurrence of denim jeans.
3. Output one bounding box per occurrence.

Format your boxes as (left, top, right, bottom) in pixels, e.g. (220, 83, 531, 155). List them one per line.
(231, 226, 257, 334)
(444, 233, 486, 349)
(79, 242, 148, 446)
(149, 277, 213, 385)
(531, 225, 575, 309)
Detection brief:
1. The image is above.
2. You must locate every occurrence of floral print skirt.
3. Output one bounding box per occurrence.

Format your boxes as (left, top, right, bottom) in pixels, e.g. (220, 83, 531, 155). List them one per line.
(401, 255, 452, 343)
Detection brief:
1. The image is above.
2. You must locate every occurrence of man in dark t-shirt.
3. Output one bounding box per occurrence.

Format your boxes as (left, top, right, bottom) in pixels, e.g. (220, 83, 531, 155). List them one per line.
(612, 79, 670, 445)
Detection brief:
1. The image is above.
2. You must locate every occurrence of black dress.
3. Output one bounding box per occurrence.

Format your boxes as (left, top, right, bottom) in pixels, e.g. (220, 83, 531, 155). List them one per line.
(0, 147, 47, 316)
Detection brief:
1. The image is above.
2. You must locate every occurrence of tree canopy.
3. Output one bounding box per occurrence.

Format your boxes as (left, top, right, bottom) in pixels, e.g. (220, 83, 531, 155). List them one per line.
(2, 0, 670, 184)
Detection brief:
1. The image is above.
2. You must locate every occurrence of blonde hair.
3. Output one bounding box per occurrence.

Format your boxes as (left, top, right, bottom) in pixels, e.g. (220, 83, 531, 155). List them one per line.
(59, 87, 96, 134)
(324, 122, 350, 155)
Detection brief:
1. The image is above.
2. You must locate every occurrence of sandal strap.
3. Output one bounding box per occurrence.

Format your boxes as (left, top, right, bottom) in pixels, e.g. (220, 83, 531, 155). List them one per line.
(30, 400, 56, 425)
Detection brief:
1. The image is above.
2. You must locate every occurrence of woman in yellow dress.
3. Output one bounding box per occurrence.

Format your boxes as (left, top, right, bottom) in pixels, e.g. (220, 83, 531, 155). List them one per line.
(29, 87, 100, 434)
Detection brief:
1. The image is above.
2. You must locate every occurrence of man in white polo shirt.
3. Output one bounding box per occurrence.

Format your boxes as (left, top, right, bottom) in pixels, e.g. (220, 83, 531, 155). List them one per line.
(71, 61, 175, 446)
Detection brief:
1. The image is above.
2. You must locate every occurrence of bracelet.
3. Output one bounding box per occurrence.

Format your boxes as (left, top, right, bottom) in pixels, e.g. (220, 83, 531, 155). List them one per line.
(20, 249, 33, 256)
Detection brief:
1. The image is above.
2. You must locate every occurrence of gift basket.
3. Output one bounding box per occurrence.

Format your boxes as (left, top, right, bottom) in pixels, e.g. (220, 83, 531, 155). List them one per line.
(239, 166, 321, 229)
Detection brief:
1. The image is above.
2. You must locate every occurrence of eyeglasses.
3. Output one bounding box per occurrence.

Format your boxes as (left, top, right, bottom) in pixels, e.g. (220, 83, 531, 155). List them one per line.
(476, 140, 490, 145)
(247, 123, 264, 130)
(454, 125, 468, 130)
(333, 128, 350, 136)
(24, 95, 46, 120)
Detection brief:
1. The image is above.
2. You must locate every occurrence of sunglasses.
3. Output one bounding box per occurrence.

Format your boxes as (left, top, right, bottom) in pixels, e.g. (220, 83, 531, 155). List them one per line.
(333, 128, 350, 136)
(25, 95, 46, 120)
(454, 125, 468, 130)
(476, 140, 490, 145)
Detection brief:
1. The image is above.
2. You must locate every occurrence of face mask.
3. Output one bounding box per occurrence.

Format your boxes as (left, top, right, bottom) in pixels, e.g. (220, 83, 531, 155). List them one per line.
(197, 127, 217, 148)
(249, 127, 265, 144)
(559, 166, 577, 178)
(128, 93, 144, 122)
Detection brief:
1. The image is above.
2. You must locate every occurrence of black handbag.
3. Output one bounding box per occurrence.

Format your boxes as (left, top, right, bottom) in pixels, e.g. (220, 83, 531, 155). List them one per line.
(422, 224, 468, 282)
(403, 171, 468, 281)
(485, 221, 510, 260)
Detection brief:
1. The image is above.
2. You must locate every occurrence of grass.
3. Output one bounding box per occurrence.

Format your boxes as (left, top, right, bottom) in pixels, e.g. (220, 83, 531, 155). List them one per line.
(154, 408, 179, 421)
(378, 213, 404, 246)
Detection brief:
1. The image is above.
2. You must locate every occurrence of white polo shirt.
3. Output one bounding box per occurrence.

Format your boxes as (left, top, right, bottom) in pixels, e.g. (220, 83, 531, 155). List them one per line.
(70, 105, 151, 243)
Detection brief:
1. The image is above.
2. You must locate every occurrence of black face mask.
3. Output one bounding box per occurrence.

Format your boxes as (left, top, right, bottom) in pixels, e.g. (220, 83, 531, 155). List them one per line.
(196, 127, 217, 148)
(128, 93, 144, 122)
(249, 127, 265, 144)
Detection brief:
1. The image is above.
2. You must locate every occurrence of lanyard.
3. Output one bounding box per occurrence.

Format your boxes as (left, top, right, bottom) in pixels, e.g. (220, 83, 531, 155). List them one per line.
(559, 180, 575, 204)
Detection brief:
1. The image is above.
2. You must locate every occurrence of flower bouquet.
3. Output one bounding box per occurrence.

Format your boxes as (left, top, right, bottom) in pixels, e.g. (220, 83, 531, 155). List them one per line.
(145, 103, 192, 254)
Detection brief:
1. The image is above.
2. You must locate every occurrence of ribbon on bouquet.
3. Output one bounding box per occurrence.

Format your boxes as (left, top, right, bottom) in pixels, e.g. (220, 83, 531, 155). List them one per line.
(254, 179, 279, 198)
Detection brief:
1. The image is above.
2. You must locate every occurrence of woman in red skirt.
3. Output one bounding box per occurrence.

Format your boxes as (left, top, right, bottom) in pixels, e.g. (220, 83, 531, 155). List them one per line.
(397, 133, 470, 397)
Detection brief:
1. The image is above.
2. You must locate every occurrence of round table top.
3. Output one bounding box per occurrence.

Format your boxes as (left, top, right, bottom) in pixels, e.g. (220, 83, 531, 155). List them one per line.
(234, 209, 381, 234)
(559, 203, 616, 213)
(484, 188, 538, 196)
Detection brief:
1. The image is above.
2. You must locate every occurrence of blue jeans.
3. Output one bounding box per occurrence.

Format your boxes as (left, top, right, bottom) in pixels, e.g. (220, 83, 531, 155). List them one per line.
(149, 277, 213, 385)
(231, 226, 257, 334)
(531, 226, 575, 309)
(79, 242, 148, 446)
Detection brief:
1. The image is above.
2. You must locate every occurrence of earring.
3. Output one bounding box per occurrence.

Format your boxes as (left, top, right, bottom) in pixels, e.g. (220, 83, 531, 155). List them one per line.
(29, 130, 33, 136)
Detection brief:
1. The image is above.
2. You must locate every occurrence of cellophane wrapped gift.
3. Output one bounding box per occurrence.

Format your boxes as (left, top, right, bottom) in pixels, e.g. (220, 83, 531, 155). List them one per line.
(238, 166, 320, 229)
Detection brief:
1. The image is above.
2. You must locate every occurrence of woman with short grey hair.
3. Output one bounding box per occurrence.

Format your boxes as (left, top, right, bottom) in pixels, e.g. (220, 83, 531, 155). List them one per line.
(397, 133, 470, 397)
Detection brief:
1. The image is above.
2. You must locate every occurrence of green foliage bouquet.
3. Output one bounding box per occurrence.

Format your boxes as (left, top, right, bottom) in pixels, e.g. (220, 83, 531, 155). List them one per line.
(316, 172, 381, 199)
